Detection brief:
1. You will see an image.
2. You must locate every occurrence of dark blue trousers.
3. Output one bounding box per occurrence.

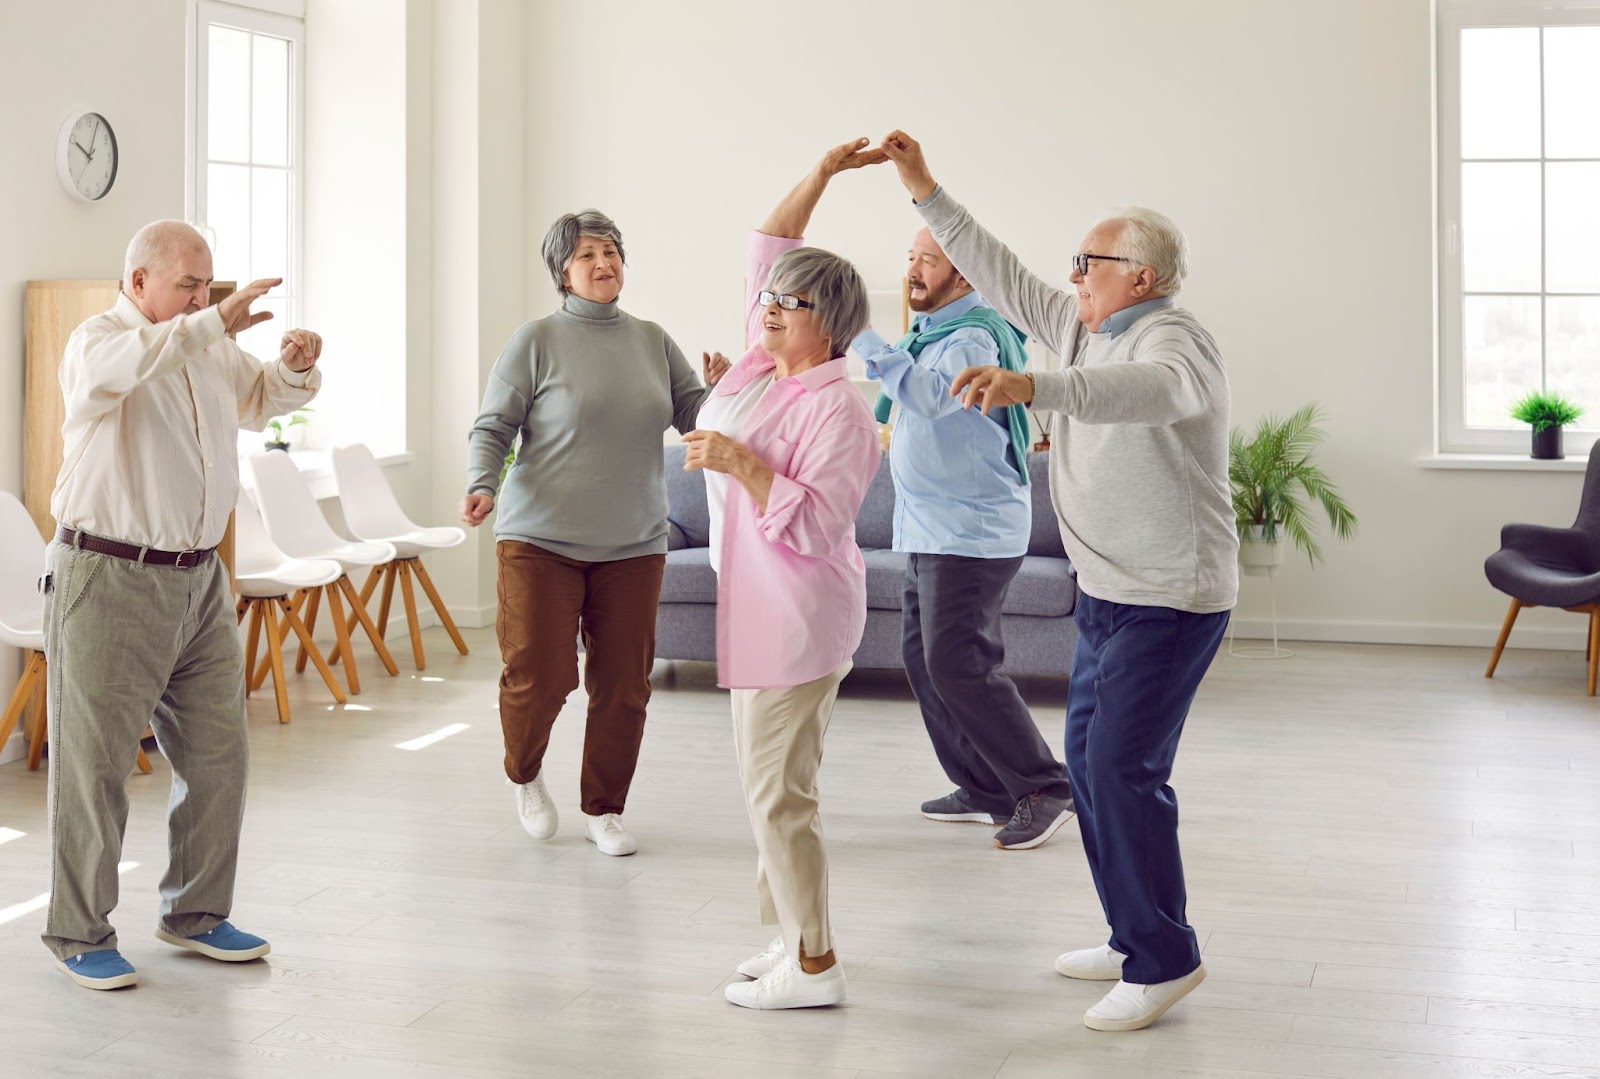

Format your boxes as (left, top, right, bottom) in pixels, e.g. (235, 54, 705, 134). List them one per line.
(903, 553, 1071, 817)
(1066, 592, 1229, 985)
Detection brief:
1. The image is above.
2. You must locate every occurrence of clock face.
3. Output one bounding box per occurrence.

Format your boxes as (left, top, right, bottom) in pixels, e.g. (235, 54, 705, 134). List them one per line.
(59, 112, 118, 202)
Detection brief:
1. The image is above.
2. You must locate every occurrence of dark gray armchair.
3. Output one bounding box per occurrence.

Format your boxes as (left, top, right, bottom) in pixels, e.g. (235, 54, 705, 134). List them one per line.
(1483, 439, 1600, 695)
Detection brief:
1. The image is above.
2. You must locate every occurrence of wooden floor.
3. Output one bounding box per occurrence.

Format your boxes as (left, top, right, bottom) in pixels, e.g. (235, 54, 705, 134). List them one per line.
(2, 629, 1600, 1077)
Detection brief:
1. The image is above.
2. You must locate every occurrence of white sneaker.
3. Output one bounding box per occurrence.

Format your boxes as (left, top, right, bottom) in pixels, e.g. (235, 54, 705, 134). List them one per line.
(511, 773, 558, 840)
(583, 812, 637, 856)
(1084, 965, 1206, 1031)
(737, 936, 785, 979)
(724, 955, 846, 1010)
(1055, 943, 1126, 981)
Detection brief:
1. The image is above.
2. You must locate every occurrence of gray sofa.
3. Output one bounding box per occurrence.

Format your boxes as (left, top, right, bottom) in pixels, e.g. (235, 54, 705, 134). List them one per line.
(657, 444, 1077, 677)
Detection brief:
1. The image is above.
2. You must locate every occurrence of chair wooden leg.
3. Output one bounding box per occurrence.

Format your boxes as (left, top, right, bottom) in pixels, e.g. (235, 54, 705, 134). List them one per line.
(398, 560, 426, 670)
(343, 563, 397, 648)
(135, 730, 153, 774)
(243, 601, 265, 696)
(298, 586, 323, 673)
(378, 563, 398, 641)
(413, 558, 469, 656)
(324, 582, 359, 695)
(235, 596, 248, 623)
(278, 596, 346, 705)
(340, 574, 399, 676)
(0, 651, 43, 759)
(26, 653, 48, 771)
(1485, 598, 1523, 678)
(262, 598, 291, 723)
(1588, 609, 1599, 698)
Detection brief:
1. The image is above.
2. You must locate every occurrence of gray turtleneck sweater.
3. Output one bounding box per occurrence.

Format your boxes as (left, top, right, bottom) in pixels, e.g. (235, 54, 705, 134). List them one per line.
(467, 294, 709, 561)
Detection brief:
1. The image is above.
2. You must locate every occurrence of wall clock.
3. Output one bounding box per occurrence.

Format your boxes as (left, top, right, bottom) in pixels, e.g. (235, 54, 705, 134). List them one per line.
(57, 111, 118, 202)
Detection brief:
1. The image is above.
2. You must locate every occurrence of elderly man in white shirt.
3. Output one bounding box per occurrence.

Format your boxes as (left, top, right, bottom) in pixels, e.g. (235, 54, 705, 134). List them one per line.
(42, 220, 321, 990)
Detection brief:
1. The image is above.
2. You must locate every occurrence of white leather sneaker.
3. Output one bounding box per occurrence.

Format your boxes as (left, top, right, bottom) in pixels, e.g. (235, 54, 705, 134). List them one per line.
(1055, 943, 1126, 980)
(512, 773, 557, 840)
(736, 935, 785, 979)
(724, 955, 846, 1010)
(1084, 965, 1206, 1031)
(583, 812, 637, 856)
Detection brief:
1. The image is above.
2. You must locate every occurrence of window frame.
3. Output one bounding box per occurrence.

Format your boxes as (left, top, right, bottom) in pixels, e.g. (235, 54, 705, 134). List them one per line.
(1437, 0, 1600, 457)
(184, 0, 306, 360)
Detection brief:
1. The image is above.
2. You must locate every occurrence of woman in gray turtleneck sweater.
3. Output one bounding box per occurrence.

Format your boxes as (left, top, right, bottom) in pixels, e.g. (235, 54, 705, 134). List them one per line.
(461, 209, 719, 858)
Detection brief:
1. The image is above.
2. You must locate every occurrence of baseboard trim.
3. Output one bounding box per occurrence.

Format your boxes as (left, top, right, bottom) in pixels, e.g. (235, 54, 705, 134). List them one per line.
(1227, 617, 1590, 652)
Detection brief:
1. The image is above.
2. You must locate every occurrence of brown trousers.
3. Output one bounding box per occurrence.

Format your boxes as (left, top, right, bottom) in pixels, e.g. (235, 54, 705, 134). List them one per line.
(496, 541, 665, 816)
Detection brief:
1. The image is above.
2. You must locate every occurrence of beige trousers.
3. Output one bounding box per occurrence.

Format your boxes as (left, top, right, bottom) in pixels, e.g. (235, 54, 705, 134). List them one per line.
(730, 660, 851, 961)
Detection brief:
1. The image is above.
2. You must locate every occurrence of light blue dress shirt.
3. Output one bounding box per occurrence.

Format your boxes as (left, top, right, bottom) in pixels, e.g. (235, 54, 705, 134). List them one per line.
(852, 293, 1031, 558)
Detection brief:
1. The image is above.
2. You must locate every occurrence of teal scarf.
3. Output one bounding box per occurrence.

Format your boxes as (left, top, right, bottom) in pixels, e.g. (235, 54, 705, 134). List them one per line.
(873, 307, 1031, 484)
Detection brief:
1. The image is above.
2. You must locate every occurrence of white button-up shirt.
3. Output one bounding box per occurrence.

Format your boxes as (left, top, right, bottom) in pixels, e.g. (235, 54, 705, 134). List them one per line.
(50, 293, 321, 551)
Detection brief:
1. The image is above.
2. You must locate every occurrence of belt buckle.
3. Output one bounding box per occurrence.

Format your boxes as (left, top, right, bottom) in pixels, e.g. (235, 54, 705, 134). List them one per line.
(174, 549, 203, 569)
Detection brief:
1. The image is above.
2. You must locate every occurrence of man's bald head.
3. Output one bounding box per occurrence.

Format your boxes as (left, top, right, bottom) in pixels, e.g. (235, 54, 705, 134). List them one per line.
(123, 220, 215, 324)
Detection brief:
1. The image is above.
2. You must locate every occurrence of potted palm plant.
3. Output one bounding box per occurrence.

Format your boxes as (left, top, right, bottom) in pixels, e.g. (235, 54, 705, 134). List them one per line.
(1229, 404, 1358, 575)
(1509, 390, 1584, 460)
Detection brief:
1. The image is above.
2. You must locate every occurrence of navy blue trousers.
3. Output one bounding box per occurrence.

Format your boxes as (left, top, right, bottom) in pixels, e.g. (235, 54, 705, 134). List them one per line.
(1066, 592, 1229, 985)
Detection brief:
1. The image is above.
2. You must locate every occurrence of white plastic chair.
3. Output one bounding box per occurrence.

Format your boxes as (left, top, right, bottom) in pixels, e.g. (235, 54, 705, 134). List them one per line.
(246, 452, 400, 695)
(331, 443, 469, 670)
(0, 492, 152, 773)
(233, 492, 348, 723)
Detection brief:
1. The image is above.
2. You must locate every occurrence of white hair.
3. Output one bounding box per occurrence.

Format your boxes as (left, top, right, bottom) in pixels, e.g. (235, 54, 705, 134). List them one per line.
(123, 220, 209, 285)
(1099, 206, 1188, 296)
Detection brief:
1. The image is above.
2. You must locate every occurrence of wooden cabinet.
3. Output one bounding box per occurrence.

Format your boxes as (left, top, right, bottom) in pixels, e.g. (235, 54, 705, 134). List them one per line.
(24, 280, 238, 566)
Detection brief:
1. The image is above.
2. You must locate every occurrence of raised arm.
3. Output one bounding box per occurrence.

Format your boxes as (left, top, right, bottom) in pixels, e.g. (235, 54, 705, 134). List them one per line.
(880, 131, 1077, 355)
(744, 138, 887, 348)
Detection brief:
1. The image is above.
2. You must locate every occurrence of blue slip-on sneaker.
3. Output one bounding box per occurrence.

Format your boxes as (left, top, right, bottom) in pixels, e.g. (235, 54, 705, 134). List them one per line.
(57, 948, 138, 990)
(155, 920, 270, 961)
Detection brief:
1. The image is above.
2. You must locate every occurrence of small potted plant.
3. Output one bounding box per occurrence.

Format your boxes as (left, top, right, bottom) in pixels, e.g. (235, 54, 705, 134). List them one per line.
(1509, 390, 1584, 460)
(264, 408, 312, 452)
(1229, 404, 1358, 575)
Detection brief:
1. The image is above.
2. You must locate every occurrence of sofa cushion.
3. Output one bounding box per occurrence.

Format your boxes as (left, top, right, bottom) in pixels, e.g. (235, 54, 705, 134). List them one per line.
(1025, 452, 1066, 558)
(659, 547, 716, 604)
(1006, 555, 1076, 617)
(864, 550, 1074, 618)
(853, 452, 896, 550)
(663, 443, 710, 548)
(863, 548, 909, 611)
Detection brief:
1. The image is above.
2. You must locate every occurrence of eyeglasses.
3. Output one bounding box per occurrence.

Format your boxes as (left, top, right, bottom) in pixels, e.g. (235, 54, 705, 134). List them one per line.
(1071, 253, 1132, 275)
(758, 290, 816, 311)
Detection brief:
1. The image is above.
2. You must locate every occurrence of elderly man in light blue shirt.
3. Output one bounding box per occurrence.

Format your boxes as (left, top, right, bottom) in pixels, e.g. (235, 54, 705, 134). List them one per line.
(851, 228, 1073, 852)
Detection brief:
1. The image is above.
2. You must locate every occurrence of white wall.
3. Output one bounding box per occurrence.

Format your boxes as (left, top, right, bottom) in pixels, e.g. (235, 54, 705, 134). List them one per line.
(511, 0, 1591, 650)
(0, 0, 190, 763)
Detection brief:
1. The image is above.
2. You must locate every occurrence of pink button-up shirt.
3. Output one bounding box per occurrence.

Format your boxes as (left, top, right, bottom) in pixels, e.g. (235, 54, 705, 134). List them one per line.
(704, 232, 881, 690)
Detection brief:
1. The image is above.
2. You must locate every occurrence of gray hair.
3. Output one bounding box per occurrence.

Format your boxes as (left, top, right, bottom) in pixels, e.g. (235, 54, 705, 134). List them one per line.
(123, 220, 209, 284)
(767, 247, 870, 359)
(541, 209, 626, 294)
(1102, 206, 1188, 296)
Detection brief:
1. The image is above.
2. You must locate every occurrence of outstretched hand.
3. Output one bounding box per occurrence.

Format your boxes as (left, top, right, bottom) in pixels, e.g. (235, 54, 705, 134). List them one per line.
(949, 365, 1033, 415)
(879, 130, 937, 202)
(218, 278, 283, 335)
(817, 137, 888, 178)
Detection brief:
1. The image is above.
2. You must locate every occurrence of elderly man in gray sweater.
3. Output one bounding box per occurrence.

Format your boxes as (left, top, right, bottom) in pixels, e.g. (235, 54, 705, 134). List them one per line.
(877, 131, 1237, 1033)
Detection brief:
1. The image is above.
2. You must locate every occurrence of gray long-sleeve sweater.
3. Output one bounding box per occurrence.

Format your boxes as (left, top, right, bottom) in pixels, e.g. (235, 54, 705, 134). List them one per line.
(916, 187, 1238, 614)
(466, 294, 709, 562)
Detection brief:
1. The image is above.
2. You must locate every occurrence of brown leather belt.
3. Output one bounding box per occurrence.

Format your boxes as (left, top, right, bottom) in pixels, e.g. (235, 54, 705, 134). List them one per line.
(55, 527, 216, 569)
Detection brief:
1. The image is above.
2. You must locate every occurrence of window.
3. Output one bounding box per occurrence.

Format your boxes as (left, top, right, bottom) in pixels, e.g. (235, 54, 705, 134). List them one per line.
(186, 0, 305, 422)
(1438, 1, 1600, 455)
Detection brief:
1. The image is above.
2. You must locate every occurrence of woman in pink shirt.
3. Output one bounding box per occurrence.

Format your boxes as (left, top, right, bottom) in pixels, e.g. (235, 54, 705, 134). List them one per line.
(683, 140, 883, 1010)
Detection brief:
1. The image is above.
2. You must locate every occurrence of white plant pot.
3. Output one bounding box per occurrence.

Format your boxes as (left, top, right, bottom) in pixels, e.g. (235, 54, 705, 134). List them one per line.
(1238, 526, 1285, 577)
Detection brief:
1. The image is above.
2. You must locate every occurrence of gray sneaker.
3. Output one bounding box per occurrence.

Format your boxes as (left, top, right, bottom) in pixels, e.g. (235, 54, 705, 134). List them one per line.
(993, 791, 1076, 850)
(921, 788, 1007, 825)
